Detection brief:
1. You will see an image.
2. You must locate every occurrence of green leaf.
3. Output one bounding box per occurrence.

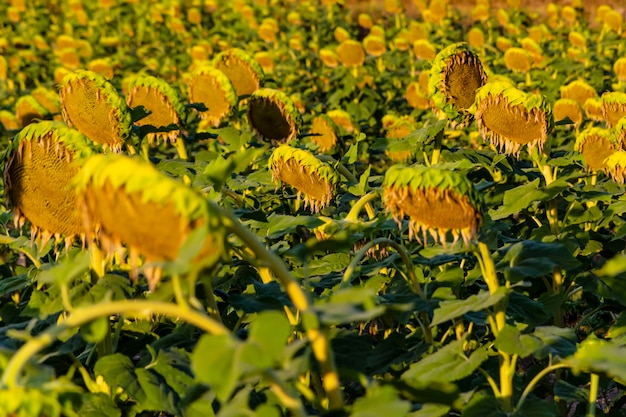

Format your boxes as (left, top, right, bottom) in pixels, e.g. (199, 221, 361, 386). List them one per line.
(494, 325, 543, 357)
(431, 288, 509, 326)
(513, 395, 558, 417)
(0, 274, 29, 296)
(593, 254, 626, 307)
(566, 336, 626, 384)
(203, 155, 236, 191)
(37, 250, 90, 286)
(247, 311, 291, 367)
(402, 340, 489, 384)
(77, 393, 121, 417)
(531, 326, 577, 359)
(491, 179, 564, 220)
(265, 214, 324, 239)
(461, 390, 505, 417)
(80, 316, 110, 344)
(553, 380, 588, 403)
(497, 240, 580, 283)
(191, 334, 241, 402)
(405, 120, 447, 144)
(408, 403, 451, 417)
(351, 385, 411, 417)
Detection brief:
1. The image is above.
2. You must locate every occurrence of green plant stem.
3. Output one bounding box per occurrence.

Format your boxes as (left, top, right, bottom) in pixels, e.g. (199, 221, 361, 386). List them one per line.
(175, 136, 188, 160)
(476, 241, 505, 333)
(516, 363, 569, 411)
(1, 299, 228, 389)
(344, 191, 378, 222)
(264, 370, 306, 417)
(220, 208, 344, 410)
(587, 373, 599, 417)
(430, 128, 444, 166)
(171, 273, 189, 310)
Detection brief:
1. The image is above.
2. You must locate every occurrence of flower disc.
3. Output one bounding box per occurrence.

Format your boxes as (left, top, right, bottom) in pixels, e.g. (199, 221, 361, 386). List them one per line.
(383, 165, 483, 246)
(428, 42, 487, 124)
(212, 48, 264, 97)
(310, 114, 340, 153)
(15, 95, 50, 127)
(601, 91, 626, 128)
(126, 75, 187, 145)
(59, 69, 131, 151)
(475, 82, 553, 157)
(4, 121, 95, 242)
(574, 127, 621, 172)
(188, 65, 238, 128)
(247, 88, 302, 142)
(268, 145, 339, 212)
(561, 80, 597, 107)
(337, 39, 365, 67)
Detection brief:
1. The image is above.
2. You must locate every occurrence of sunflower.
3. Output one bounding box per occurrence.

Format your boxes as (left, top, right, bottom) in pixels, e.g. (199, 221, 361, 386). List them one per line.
(247, 88, 302, 143)
(310, 114, 340, 153)
(601, 92, 626, 128)
(212, 48, 265, 97)
(574, 127, 621, 172)
(188, 65, 238, 128)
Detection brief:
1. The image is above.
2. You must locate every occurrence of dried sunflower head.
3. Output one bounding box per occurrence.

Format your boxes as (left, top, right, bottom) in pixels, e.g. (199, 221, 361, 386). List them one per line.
(247, 88, 302, 142)
(604, 151, 626, 184)
(616, 116, 626, 145)
(125, 75, 187, 145)
(574, 127, 621, 172)
(4, 121, 96, 247)
(601, 91, 626, 128)
(310, 114, 340, 153)
(268, 145, 339, 213)
(212, 48, 264, 97)
(428, 42, 487, 124)
(188, 64, 238, 129)
(72, 154, 226, 289)
(584, 98, 605, 122)
(59, 69, 132, 151)
(383, 165, 483, 246)
(474, 82, 553, 157)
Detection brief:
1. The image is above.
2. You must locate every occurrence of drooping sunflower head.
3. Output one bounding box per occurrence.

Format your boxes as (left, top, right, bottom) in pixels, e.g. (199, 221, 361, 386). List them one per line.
(574, 127, 621, 172)
(188, 64, 238, 129)
(584, 98, 605, 122)
(384, 118, 418, 163)
(319, 48, 340, 68)
(337, 39, 366, 67)
(4, 121, 96, 247)
(59, 69, 132, 152)
(616, 116, 626, 145)
(428, 42, 487, 124)
(614, 58, 626, 82)
(503, 47, 532, 73)
(212, 48, 264, 97)
(310, 114, 340, 153)
(601, 91, 626, 128)
(474, 82, 553, 157)
(412, 39, 437, 61)
(553, 98, 583, 127)
(0, 110, 20, 132)
(603, 151, 626, 184)
(383, 165, 484, 246)
(31, 87, 61, 119)
(72, 154, 226, 289)
(405, 82, 431, 109)
(14, 95, 50, 127)
(268, 145, 339, 212)
(363, 35, 386, 57)
(247, 88, 302, 143)
(125, 75, 187, 145)
(560, 79, 598, 107)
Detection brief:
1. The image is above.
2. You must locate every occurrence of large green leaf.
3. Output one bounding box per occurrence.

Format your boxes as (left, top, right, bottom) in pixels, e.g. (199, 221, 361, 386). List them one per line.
(566, 336, 626, 384)
(431, 288, 509, 326)
(351, 385, 411, 417)
(494, 325, 543, 357)
(497, 240, 579, 283)
(191, 334, 241, 402)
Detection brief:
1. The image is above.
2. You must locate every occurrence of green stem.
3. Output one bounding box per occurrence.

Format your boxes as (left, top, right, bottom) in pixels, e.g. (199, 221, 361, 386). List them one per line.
(1, 299, 227, 389)
(430, 128, 444, 166)
(172, 273, 189, 310)
(220, 207, 344, 410)
(516, 363, 569, 410)
(587, 373, 599, 417)
(264, 370, 307, 417)
(344, 191, 378, 222)
(175, 137, 188, 160)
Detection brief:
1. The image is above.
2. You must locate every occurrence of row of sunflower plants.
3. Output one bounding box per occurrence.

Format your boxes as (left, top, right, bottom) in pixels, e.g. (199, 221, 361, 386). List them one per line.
(2, 0, 626, 416)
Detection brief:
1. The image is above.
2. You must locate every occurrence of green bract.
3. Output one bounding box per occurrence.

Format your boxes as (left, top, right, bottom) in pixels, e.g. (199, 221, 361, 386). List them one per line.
(59, 69, 132, 151)
(268, 145, 339, 212)
(383, 165, 483, 246)
(474, 81, 553, 157)
(428, 42, 487, 124)
(247, 88, 302, 142)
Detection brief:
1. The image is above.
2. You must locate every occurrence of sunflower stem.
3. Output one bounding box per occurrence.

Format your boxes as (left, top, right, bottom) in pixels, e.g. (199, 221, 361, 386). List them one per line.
(172, 273, 189, 310)
(175, 136, 188, 160)
(1, 300, 228, 389)
(430, 128, 444, 166)
(587, 373, 599, 417)
(516, 363, 569, 411)
(345, 191, 378, 222)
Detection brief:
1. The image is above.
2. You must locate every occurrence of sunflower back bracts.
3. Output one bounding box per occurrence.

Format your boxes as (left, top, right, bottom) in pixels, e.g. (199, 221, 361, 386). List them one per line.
(383, 165, 484, 246)
(72, 154, 226, 289)
(212, 48, 265, 97)
(125, 75, 187, 145)
(428, 42, 487, 125)
(247, 88, 302, 142)
(59, 69, 132, 152)
(3, 121, 96, 246)
(188, 65, 238, 128)
(574, 127, 621, 172)
(268, 145, 339, 213)
(474, 82, 553, 157)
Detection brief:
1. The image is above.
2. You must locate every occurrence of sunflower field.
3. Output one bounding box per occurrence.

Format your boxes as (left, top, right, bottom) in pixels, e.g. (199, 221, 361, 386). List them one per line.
(2, 0, 626, 415)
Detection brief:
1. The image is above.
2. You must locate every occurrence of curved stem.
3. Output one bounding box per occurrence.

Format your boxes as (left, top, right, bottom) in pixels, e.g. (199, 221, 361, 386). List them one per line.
(220, 207, 344, 410)
(345, 191, 378, 222)
(516, 363, 569, 411)
(1, 299, 228, 389)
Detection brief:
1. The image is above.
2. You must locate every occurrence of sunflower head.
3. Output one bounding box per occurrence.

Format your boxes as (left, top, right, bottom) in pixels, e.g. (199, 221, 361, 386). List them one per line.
(125, 75, 187, 145)
(384, 118, 418, 163)
(601, 91, 626, 128)
(603, 151, 626, 184)
(31, 87, 61, 119)
(337, 39, 365, 67)
(72, 154, 226, 289)
(584, 98, 605, 122)
(59, 69, 132, 151)
(383, 165, 483, 246)
(188, 65, 238, 129)
(327, 109, 355, 134)
(560, 80, 597, 107)
(614, 58, 626, 82)
(4, 121, 96, 246)
(405, 82, 431, 109)
(310, 114, 340, 153)
(428, 42, 487, 124)
(503, 47, 532, 73)
(574, 127, 621, 172)
(319, 48, 340, 68)
(553, 98, 583, 127)
(268, 145, 339, 212)
(474, 82, 553, 157)
(412, 39, 437, 60)
(212, 48, 265, 97)
(247, 88, 302, 142)
(363, 35, 386, 57)
(15, 95, 50, 127)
